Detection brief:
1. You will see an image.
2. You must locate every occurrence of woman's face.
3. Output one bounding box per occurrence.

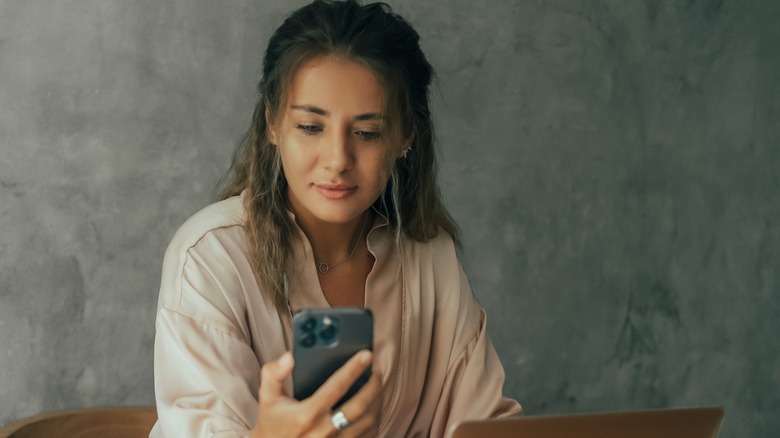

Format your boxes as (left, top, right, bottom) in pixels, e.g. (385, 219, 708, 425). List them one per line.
(270, 55, 400, 228)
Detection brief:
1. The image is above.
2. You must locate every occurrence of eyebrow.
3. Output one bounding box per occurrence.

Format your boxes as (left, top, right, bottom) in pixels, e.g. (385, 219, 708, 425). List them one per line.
(290, 105, 383, 121)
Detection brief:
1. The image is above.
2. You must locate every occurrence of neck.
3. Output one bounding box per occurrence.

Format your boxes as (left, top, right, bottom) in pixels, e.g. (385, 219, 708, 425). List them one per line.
(295, 211, 373, 263)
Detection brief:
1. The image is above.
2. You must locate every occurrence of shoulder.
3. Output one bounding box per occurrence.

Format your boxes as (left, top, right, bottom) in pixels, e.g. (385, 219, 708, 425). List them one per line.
(429, 227, 458, 258)
(404, 227, 460, 274)
(403, 227, 472, 302)
(166, 195, 246, 257)
(157, 196, 250, 313)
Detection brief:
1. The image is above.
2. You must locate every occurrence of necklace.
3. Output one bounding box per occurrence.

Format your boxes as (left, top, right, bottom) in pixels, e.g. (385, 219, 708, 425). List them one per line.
(314, 215, 370, 274)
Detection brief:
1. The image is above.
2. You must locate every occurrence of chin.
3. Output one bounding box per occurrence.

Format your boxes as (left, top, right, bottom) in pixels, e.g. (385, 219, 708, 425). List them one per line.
(311, 204, 369, 225)
(315, 211, 362, 225)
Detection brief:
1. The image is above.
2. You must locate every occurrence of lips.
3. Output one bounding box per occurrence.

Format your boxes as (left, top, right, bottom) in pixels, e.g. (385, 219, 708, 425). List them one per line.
(315, 183, 357, 200)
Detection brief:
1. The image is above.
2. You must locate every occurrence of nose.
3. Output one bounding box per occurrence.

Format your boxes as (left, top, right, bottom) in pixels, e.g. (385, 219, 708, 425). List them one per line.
(322, 128, 353, 172)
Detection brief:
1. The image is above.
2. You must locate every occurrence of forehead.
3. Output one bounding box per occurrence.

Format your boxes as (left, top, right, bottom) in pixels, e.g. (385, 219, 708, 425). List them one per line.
(286, 55, 386, 115)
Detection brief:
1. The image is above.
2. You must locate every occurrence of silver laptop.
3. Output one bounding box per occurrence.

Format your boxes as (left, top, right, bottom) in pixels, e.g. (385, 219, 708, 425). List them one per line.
(449, 406, 724, 438)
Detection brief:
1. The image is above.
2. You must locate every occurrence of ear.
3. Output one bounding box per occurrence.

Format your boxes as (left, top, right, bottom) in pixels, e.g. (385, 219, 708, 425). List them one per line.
(265, 106, 277, 145)
(398, 134, 414, 158)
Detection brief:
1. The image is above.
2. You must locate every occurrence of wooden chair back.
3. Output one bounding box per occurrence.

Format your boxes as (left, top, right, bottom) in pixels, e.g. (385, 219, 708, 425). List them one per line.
(0, 406, 157, 438)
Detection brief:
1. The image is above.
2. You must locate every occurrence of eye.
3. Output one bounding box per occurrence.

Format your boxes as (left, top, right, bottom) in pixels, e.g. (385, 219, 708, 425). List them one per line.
(355, 130, 381, 141)
(296, 124, 322, 135)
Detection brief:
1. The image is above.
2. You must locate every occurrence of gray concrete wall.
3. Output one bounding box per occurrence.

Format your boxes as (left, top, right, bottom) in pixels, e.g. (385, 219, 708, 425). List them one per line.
(1, 0, 777, 436)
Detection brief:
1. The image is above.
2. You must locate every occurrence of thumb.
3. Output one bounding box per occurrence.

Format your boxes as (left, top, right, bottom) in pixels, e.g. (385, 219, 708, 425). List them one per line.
(259, 352, 294, 402)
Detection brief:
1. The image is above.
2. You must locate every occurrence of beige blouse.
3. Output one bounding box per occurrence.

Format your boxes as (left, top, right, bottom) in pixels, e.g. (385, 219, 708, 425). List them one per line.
(150, 195, 521, 438)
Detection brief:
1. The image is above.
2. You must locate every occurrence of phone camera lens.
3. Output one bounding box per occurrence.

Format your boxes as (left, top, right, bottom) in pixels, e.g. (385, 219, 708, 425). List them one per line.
(300, 317, 317, 332)
(318, 316, 338, 344)
(300, 332, 316, 348)
(319, 325, 336, 342)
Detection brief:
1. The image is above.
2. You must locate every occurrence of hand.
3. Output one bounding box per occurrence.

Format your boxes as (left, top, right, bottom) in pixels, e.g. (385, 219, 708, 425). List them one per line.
(250, 350, 383, 437)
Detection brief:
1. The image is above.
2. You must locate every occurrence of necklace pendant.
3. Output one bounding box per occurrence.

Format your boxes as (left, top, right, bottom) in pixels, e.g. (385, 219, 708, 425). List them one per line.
(314, 214, 369, 276)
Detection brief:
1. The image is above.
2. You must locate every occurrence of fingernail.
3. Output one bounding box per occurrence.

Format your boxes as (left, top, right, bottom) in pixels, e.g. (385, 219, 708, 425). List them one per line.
(278, 352, 293, 368)
(359, 350, 372, 364)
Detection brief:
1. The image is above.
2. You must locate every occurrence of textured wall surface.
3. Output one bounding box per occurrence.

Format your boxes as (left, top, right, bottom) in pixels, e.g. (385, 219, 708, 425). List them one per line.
(1, 0, 778, 436)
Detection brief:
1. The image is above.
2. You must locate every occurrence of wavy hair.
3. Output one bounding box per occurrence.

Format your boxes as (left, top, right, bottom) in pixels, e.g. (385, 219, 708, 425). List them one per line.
(219, 0, 458, 310)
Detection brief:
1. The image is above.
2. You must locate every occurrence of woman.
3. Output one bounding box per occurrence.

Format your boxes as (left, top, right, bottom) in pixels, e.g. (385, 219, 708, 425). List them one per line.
(151, 1, 521, 436)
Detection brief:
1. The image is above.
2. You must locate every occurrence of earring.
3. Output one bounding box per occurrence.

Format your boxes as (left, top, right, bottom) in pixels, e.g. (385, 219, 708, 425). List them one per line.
(401, 147, 411, 158)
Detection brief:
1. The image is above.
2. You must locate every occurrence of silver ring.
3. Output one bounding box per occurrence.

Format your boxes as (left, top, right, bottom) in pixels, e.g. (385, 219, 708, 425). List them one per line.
(331, 410, 351, 430)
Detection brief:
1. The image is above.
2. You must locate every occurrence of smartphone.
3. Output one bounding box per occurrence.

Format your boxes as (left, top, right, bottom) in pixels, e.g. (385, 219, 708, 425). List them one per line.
(292, 307, 373, 409)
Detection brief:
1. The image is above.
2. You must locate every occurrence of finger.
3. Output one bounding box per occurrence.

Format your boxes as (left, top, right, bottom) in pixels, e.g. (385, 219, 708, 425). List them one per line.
(337, 414, 376, 438)
(342, 372, 382, 414)
(307, 350, 372, 410)
(259, 352, 294, 402)
(337, 374, 382, 436)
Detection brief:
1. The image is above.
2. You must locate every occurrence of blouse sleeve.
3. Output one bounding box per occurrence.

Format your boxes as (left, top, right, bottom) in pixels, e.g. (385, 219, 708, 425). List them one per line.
(153, 309, 258, 437)
(428, 255, 523, 437)
(151, 228, 260, 438)
(432, 308, 522, 437)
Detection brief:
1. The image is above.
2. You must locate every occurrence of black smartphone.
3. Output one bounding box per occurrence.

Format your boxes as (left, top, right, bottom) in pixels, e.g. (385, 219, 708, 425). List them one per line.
(292, 307, 373, 409)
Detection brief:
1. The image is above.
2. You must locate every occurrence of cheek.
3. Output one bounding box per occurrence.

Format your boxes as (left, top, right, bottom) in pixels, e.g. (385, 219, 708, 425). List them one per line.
(278, 141, 314, 175)
(372, 155, 397, 191)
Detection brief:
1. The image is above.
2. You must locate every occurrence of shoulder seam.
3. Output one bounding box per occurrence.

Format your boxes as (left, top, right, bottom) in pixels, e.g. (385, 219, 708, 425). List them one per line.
(176, 223, 245, 310)
(442, 308, 484, 387)
(181, 222, 245, 255)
